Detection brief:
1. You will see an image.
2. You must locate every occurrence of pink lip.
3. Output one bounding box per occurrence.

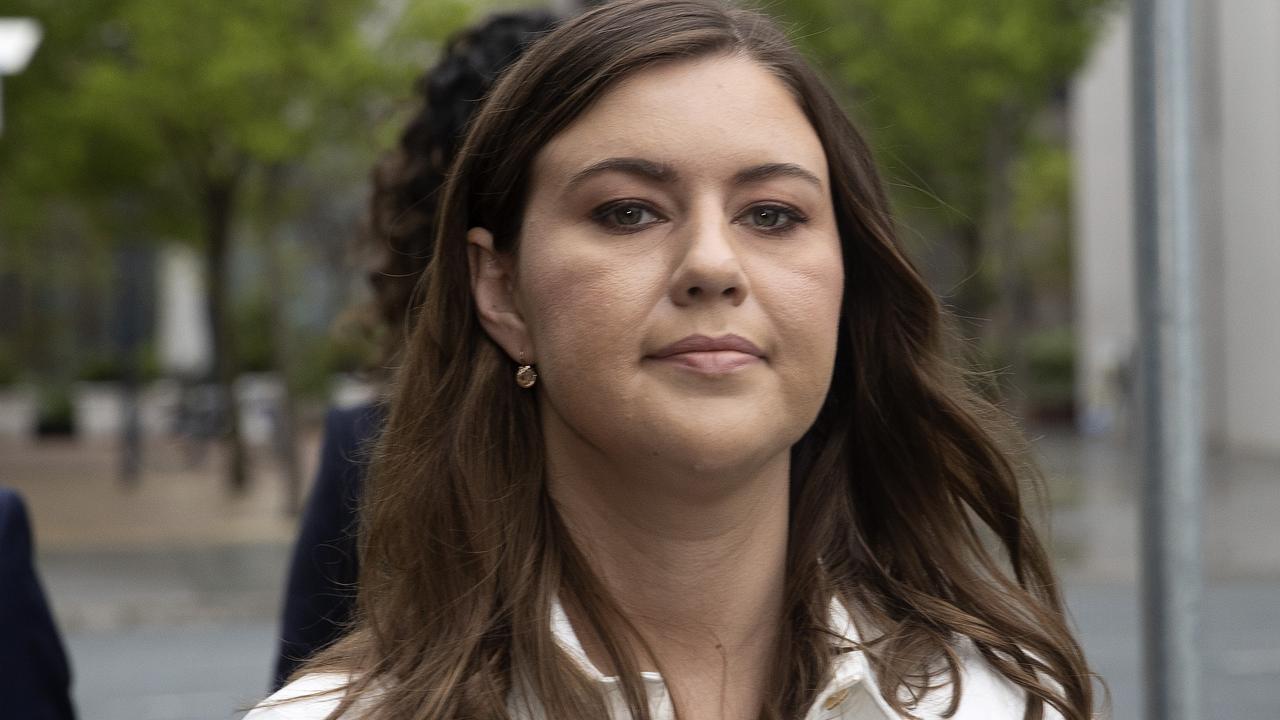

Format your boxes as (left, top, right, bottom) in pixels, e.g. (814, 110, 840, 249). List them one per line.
(647, 334, 765, 374)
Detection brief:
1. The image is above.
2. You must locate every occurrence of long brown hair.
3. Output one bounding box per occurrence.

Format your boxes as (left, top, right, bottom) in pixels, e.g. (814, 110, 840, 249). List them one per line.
(308, 1, 1096, 718)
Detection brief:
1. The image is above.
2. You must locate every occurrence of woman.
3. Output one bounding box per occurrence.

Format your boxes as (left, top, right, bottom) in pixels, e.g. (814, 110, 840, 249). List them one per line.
(250, 1, 1096, 718)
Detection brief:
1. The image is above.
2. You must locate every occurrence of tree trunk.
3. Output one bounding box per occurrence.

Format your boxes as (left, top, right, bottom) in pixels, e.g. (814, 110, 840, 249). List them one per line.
(116, 242, 145, 487)
(262, 164, 303, 516)
(203, 178, 249, 492)
(982, 103, 1032, 418)
(951, 222, 986, 338)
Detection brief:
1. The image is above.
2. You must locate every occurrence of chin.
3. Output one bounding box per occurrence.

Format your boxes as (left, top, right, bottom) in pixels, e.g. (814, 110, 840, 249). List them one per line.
(543, 378, 817, 485)
(639, 416, 799, 479)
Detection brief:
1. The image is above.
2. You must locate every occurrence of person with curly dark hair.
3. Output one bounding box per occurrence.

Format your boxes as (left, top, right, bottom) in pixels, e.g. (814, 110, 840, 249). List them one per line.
(364, 9, 561, 365)
(271, 9, 559, 689)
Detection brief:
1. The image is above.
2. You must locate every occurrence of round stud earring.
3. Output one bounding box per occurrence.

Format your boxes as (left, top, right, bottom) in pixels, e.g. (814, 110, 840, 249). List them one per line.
(515, 356, 537, 389)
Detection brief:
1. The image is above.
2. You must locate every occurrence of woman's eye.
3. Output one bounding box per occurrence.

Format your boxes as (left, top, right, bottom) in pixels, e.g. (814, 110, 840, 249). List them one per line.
(594, 202, 663, 231)
(741, 204, 806, 233)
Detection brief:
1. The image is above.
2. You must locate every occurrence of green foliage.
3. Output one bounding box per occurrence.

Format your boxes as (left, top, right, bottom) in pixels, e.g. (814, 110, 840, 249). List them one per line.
(234, 293, 275, 373)
(287, 330, 379, 400)
(778, 0, 1111, 225)
(74, 344, 160, 383)
(287, 335, 334, 400)
(0, 0, 475, 247)
(0, 0, 476, 423)
(1023, 325, 1076, 409)
(233, 288, 380, 398)
(36, 384, 75, 437)
(1015, 140, 1074, 234)
(771, 0, 1111, 409)
(77, 355, 127, 383)
(0, 343, 20, 386)
(1, 0, 1113, 419)
(1012, 135, 1076, 302)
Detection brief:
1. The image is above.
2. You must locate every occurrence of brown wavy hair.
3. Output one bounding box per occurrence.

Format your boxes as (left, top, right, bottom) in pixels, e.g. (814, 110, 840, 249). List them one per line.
(307, 1, 1096, 717)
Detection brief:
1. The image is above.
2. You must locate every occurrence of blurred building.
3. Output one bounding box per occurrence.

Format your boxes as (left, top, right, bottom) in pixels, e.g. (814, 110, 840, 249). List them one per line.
(157, 245, 212, 378)
(1071, 2, 1280, 456)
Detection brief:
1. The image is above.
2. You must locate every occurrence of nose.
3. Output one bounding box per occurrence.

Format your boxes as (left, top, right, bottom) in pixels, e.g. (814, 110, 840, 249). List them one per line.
(669, 215, 749, 307)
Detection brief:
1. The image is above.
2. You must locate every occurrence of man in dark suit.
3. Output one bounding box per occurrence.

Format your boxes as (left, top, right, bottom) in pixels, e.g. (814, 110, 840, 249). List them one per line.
(0, 487, 76, 720)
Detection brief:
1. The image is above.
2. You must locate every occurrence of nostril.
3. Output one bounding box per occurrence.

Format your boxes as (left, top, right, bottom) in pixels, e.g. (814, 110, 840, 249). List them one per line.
(687, 286, 702, 297)
(722, 286, 736, 297)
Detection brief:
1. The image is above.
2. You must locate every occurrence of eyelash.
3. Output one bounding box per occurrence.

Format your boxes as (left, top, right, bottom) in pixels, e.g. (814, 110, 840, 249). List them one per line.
(590, 200, 810, 235)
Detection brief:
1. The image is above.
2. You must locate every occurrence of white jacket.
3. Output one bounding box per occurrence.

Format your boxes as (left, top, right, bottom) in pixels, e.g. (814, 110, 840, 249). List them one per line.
(246, 598, 1050, 719)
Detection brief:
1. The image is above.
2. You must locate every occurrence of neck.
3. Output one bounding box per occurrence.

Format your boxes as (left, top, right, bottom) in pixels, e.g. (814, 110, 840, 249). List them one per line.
(545, 415, 790, 719)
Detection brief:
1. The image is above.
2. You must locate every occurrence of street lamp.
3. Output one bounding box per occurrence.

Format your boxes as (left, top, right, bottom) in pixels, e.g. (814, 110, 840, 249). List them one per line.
(0, 18, 44, 136)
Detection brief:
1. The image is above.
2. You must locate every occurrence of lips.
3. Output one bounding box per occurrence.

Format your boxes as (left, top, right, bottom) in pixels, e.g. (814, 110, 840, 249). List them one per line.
(647, 334, 765, 374)
(650, 334, 765, 358)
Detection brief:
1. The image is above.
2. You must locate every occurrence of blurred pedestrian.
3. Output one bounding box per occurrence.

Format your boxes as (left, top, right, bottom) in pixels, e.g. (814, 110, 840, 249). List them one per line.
(271, 9, 559, 689)
(255, 0, 1097, 717)
(0, 488, 76, 720)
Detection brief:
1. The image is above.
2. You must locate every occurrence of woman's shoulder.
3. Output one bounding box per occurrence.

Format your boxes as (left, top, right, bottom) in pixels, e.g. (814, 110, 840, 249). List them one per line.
(833, 600, 1062, 719)
(910, 638, 1064, 720)
(244, 673, 351, 720)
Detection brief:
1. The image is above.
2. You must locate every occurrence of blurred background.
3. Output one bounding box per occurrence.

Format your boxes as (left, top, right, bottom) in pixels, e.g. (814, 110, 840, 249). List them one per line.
(0, 0, 1276, 718)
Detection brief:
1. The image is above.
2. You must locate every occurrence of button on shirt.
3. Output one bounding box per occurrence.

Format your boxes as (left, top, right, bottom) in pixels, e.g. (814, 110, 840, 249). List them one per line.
(247, 597, 1047, 720)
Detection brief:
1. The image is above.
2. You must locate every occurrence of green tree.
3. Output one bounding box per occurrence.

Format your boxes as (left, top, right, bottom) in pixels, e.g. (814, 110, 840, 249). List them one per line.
(777, 0, 1111, 404)
(0, 0, 471, 491)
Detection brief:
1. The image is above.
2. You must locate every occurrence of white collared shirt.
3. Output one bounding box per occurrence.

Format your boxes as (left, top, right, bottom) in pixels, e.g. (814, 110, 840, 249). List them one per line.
(247, 597, 1046, 719)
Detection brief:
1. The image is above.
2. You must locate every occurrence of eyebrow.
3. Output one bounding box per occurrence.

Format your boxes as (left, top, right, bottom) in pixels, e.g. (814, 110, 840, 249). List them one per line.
(732, 162, 824, 190)
(563, 157, 823, 192)
(565, 157, 676, 191)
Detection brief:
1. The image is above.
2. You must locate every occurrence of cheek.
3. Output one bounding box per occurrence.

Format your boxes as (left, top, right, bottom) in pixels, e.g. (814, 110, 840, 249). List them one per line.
(517, 238, 662, 372)
(755, 244, 845, 391)
(762, 235, 843, 325)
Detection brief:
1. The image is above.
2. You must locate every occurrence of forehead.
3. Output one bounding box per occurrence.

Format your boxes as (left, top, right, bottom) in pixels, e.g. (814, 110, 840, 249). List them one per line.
(532, 54, 829, 186)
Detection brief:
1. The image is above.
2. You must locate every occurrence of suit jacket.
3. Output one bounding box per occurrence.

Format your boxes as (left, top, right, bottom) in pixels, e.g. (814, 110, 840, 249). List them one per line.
(0, 487, 76, 720)
(273, 403, 383, 689)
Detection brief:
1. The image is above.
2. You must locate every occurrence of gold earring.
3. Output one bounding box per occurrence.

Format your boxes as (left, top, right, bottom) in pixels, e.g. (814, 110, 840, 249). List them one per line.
(515, 356, 537, 389)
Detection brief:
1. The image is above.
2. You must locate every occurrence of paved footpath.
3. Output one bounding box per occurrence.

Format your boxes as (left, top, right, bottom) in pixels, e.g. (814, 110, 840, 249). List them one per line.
(1034, 433, 1280, 719)
(3, 431, 1278, 719)
(3, 437, 311, 719)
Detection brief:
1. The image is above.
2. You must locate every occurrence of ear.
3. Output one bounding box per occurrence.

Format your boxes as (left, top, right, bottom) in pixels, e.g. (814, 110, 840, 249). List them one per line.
(467, 227, 534, 363)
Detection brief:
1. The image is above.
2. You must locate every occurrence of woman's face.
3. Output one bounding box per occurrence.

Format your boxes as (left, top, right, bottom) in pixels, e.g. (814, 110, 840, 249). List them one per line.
(475, 54, 844, 480)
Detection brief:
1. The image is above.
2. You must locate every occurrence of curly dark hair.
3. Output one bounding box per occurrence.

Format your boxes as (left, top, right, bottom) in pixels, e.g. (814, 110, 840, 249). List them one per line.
(362, 10, 559, 367)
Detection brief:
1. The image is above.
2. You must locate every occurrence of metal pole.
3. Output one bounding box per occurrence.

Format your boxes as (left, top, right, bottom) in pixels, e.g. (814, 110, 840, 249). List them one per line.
(1131, 0, 1204, 718)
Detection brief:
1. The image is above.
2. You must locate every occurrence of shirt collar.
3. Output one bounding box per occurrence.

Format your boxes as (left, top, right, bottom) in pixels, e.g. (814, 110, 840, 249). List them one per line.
(548, 596, 898, 719)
